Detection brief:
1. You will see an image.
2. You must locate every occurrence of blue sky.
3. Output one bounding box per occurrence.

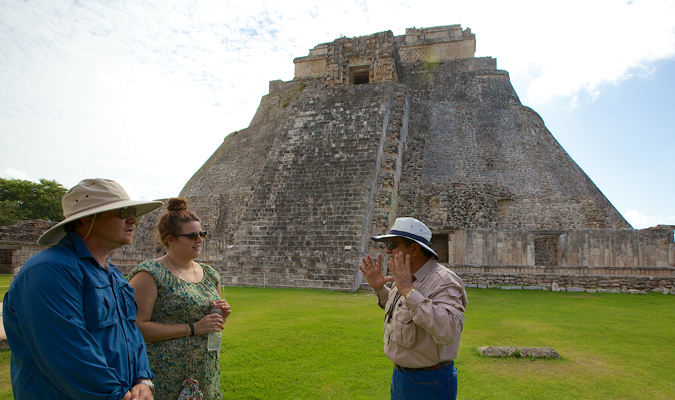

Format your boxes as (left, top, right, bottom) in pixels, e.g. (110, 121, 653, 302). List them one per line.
(530, 59, 675, 228)
(1, 0, 674, 229)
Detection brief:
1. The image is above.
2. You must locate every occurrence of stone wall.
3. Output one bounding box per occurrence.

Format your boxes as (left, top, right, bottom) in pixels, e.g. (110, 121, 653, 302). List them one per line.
(294, 25, 475, 81)
(459, 269, 675, 294)
(445, 226, 674, 268)
(534, 234, 559, 266)
(112, 225, 675, 293)
(447, 229, 533, 266)
(559, 228, 675, 268)
(397, 58, 630, 232)
(443, 226, 675, 292)
(397, 25, 475, 63)
(215, 81, 396, 291)
(324, 31, 400, 86)
(0, 244, 45, 273)
(0, 220, 55, 273)
(0, 249, 10, 273)
(368, 84, 409, 243)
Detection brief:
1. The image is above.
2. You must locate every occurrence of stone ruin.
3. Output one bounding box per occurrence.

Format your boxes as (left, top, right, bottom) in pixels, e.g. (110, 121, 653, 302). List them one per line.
(3, 24, 674, 293)
(0, 220, 56, 274)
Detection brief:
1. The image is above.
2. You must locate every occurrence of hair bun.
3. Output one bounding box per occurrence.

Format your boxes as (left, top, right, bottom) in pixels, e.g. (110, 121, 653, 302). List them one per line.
(166, 197, 189, 212)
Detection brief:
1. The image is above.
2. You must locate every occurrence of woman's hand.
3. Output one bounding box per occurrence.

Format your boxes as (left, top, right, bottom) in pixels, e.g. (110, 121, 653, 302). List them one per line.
(193, 312, 224, 335)
(212, 299, 232, 320)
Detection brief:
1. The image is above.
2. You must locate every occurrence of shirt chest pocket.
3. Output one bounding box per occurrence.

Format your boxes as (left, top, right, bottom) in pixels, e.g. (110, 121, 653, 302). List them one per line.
(83, 284, 119, 330)
(118, 282, 138, 322)
(391, 306, 417, 348)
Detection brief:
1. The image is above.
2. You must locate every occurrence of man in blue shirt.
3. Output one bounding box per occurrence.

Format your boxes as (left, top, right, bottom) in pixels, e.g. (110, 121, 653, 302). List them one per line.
(3, 178, 163, 399)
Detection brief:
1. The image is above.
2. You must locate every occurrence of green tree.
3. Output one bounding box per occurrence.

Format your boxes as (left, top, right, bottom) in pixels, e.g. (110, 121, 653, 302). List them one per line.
(0, 178, 68, 226)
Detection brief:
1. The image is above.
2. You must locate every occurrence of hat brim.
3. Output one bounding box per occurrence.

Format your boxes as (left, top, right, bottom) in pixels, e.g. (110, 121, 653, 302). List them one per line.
(37, 200, 164, 246)
(371, 233, 440, 259)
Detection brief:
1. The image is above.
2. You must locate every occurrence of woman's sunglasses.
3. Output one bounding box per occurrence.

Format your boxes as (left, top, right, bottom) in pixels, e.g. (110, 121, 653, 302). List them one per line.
(178, 231, 208, 240)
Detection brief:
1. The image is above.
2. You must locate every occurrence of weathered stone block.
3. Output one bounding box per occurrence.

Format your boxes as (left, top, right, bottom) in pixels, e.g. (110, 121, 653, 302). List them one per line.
(477, 346, 560, 359)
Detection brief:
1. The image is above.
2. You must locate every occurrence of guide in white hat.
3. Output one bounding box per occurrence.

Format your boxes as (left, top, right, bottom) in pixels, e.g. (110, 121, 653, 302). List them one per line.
(359, 217, 469, 400)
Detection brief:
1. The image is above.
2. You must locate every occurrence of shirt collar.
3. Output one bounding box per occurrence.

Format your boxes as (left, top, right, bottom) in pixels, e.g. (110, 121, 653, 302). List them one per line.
(62, 232, 116, 269)
(60, 231, 95, 261)
(412, 257, 437, 282)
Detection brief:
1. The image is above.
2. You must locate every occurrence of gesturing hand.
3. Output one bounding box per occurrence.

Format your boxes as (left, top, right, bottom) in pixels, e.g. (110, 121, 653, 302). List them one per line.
(388, 251, 414, 298)
(358, 253, 393, 291)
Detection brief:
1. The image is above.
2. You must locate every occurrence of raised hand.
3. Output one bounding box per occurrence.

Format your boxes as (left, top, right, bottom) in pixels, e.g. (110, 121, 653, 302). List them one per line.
(359, 253, 393, 291)
(388, 251, 414, 297)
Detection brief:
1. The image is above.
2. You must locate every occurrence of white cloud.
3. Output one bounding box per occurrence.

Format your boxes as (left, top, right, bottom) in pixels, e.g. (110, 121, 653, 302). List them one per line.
(469, 0, 675, 106)
(0, 169, 34, 182)
(624, 209, 675, 229)
(1, 0, 674, 209)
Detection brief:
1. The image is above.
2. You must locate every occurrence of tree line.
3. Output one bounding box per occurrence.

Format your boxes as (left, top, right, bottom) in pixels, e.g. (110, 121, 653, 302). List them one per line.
(0, 178, 67, 226)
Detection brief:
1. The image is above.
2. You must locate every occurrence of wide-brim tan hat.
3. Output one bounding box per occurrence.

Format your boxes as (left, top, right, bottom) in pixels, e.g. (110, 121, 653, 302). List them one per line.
(371, 217, 440, 259)
(38, 178, 164, 245)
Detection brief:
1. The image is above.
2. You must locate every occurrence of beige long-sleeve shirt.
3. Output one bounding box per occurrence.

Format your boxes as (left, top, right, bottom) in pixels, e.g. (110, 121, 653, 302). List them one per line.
(375, 258, 468, 368)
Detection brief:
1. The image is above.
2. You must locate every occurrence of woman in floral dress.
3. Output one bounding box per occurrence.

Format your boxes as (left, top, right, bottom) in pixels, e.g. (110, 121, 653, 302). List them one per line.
(128, 197, 231, 399)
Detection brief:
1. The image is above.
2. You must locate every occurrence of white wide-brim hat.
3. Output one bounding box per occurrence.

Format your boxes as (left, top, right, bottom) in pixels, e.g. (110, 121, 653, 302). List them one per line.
(372, 217, 439, 259)
(38, 178, 164, 245)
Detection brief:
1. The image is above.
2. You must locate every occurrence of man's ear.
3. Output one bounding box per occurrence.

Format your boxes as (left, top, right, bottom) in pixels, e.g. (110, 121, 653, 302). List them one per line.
(80, 215, 94, 226)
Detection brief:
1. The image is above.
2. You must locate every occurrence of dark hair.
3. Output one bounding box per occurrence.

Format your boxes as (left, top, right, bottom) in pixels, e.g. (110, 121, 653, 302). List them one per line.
(63, 219, 84, 233)
(156, 197, 200, 247)
(401, 237, 437, 259)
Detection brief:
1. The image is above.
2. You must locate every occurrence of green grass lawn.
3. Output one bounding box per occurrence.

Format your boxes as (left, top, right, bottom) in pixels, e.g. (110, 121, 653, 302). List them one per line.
(1, 287, 674, 399)
(0, 275, 11, 300)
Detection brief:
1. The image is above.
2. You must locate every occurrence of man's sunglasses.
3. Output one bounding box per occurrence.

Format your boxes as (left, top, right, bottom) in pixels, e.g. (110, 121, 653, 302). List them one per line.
(178, 231, 208, 240)
(117, 207, 137, 219)
(385, 240, 408, 250)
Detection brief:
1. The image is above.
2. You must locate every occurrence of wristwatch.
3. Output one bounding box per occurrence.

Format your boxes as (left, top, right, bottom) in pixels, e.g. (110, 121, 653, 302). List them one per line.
(135, 379, 154, 389)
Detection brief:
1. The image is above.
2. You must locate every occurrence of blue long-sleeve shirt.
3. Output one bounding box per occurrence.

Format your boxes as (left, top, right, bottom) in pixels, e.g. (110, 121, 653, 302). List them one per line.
(3, 232, 153, 399)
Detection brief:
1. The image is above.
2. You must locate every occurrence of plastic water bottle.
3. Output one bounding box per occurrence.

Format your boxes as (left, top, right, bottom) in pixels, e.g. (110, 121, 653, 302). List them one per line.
(207, 307, 222, 351)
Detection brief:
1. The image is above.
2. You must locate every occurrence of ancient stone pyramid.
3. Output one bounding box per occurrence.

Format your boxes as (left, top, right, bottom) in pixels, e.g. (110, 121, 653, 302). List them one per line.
(127, 25, 631, 291)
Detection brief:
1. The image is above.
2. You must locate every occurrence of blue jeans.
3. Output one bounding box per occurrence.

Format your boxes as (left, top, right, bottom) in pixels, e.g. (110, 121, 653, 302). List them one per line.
(390, 361, 457, 400)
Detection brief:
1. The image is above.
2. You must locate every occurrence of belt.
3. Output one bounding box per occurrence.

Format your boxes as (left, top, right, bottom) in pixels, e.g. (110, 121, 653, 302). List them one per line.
(395, 360, 453, 372)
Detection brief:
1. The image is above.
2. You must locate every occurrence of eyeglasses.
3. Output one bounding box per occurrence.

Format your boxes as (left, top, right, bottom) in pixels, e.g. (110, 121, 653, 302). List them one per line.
(385, 240, 407, 250)
(117, 207, 137, 219)
(177, 231, 208, 240)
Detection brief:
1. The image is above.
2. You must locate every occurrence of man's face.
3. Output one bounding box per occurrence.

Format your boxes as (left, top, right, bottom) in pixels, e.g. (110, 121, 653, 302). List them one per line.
(87, 207, 138, 249)
(385, 238, 414, 259)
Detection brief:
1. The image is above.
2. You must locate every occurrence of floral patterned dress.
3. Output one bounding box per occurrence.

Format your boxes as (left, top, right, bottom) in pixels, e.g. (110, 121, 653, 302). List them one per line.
(128, 260, 223, 400)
